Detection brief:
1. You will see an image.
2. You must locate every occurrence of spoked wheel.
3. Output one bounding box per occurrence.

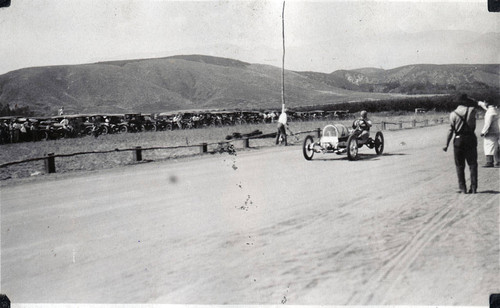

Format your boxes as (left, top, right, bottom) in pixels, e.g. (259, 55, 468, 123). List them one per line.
(101, 126, 109, 135)
(347, 134, 359, 160)
(374, 131, 384, 155)
(303, 135, 315, 160)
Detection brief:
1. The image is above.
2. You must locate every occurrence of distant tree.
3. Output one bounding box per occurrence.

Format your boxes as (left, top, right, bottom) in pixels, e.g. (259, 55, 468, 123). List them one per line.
(0, 103, 34, 116)
(0, 104, 10, 116)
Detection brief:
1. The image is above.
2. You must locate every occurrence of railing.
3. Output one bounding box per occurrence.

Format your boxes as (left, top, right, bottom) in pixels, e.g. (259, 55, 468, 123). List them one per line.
(0, 118, 446, 175)
(378, 117, 445, 130)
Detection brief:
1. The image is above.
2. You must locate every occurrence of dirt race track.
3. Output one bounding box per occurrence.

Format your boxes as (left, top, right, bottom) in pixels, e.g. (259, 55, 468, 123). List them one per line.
(1, 123, 499, 306)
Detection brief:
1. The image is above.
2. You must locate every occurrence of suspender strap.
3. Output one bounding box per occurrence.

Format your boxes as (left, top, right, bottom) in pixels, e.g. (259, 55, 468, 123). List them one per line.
(453, 107, 471, 134)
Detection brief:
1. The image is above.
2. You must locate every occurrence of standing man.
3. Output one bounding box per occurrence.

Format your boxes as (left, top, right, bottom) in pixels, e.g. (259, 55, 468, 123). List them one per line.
(174, 113, 183, 130)
(478, 101, 500, 167)
(91, 116, 101, 138)
(443, 94, 478, 194)
(60, 116, 70, 130)
(276, 107, 288, 146)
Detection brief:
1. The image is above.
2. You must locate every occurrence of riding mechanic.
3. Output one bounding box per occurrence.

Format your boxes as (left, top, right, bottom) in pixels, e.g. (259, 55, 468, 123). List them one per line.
(353, 110, 372, 144)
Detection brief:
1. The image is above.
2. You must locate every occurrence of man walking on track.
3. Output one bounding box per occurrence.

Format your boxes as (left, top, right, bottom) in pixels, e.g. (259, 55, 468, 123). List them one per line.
(276, 107, 288, 146)
(443, 94, 478, 194)
(478, 100, 500, 167)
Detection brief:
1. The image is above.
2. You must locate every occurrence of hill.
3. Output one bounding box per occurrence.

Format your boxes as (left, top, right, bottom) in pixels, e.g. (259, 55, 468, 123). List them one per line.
(301, 64, 499, 94)
(0, 55, 498, 116)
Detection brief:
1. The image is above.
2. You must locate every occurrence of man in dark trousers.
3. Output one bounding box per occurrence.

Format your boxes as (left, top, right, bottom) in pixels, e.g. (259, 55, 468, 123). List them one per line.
(276, 107, 288, 146)
(443, 94, 478, 194)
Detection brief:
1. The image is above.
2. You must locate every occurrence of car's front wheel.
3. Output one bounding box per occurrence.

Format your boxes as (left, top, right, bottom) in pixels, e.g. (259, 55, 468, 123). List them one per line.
(375, 131, 384, 155)
(347, 134, 358, 160)
(303, 135, 315, 160)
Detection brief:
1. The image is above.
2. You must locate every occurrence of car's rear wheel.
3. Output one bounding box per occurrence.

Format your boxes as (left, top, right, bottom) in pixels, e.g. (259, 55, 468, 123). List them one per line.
(347, 134, 358, 160)
(375, 131, 384, 155)
(303, 135, 315, 160)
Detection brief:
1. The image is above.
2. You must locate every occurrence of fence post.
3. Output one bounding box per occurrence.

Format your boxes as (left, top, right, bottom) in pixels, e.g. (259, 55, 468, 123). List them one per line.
(45, 153, 56, 173)
(316, 128, 321, 138)
(399, 122, 403, 129)
(424, 119, 429, 126)
(134, 146, 142, 161)
(243, 138, 250, 148)
(200, 143, 207, 154)
(381, 121, 386, 130)
(412, 120, 416, 128)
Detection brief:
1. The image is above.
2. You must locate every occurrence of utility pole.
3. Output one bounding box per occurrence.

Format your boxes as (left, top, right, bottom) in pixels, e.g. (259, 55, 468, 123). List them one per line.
(281, 1, 286, 113)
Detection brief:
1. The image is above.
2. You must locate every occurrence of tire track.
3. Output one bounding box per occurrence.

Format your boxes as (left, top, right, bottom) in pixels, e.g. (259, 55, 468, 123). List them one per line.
(348, 193, 491, 305)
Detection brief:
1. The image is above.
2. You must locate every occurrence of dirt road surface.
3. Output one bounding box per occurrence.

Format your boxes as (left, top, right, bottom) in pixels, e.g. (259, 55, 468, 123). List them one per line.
(1, 123, 499, 305)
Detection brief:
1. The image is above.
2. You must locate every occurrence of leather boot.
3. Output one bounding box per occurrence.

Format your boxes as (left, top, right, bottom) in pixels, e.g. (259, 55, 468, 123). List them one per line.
(483, 155, 494, 168)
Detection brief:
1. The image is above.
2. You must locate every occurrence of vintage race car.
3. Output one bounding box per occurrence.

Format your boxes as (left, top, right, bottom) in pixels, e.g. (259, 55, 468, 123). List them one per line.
(302, 123, 384, 160)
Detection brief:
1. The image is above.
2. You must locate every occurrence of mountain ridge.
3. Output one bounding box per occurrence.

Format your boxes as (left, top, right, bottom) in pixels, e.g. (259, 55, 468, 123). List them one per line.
(0, 55, 498, 116)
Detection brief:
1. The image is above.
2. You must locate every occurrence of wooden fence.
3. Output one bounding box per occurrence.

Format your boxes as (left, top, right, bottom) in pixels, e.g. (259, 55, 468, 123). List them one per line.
(379, 117, 445, 130)
(0, 117, 446, 175)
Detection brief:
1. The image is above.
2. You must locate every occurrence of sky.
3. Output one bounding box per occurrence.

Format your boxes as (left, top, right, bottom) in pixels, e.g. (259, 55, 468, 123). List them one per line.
(0, 0, 498, 75)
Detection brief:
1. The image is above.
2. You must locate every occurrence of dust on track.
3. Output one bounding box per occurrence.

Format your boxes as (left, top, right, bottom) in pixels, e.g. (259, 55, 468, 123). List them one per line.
(1, 124, 499, 305)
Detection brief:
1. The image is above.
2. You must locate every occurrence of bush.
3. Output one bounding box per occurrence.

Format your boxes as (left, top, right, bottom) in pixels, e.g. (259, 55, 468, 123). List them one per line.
(0, 103, 34, 117)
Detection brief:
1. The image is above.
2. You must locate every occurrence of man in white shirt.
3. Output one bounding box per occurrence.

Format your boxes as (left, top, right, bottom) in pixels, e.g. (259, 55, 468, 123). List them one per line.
(60, 117, 69, 129)
(276, 108, 288, 146)
(478, 101, 500, 167)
